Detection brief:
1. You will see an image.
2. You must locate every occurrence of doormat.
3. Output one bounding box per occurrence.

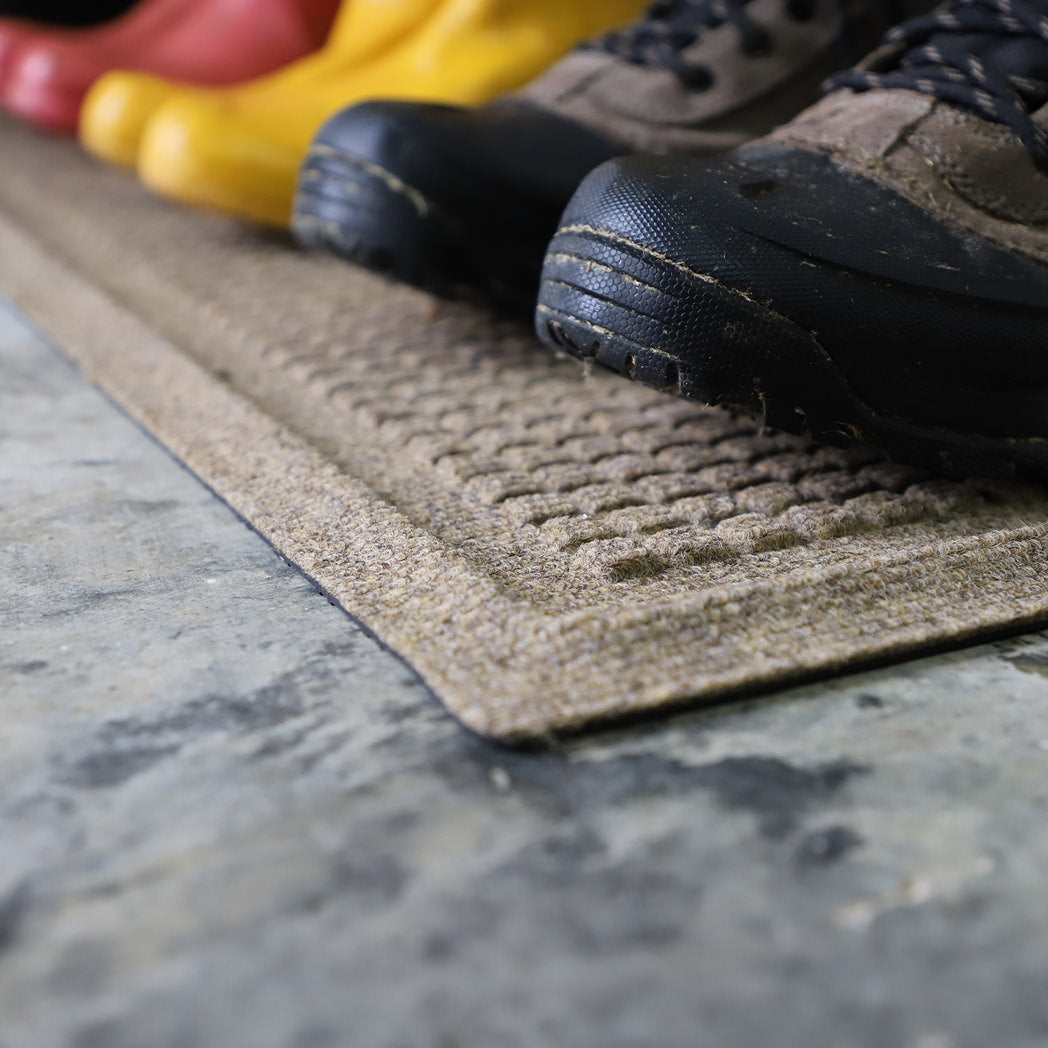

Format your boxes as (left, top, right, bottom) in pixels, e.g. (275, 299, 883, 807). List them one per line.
(3, 116, 1048, 741)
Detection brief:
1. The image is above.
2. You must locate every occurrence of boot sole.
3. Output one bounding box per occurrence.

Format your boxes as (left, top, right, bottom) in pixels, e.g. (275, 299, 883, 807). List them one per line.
(537, 224, 1048, 482)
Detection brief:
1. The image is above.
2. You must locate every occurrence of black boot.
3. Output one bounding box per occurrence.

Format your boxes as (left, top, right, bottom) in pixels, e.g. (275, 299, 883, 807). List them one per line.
(536, 0, 1048, 480)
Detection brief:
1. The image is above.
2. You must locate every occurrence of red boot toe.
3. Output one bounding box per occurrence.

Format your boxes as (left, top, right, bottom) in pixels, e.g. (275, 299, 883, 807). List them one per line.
(2, 38, 110, 131)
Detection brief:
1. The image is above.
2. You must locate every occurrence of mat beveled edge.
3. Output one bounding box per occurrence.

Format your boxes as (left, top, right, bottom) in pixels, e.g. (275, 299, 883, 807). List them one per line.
(4, 209, 1048, 742)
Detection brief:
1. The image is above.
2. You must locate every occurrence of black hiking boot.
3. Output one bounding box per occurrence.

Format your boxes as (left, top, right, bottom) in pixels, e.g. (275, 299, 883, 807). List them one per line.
(536, 0, 1048, 480)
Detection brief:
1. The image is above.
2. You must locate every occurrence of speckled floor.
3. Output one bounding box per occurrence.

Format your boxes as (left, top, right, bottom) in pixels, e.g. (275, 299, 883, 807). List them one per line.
(3, 296, 1048, 1048)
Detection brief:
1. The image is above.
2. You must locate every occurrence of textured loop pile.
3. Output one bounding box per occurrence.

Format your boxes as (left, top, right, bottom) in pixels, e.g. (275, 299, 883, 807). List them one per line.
(2, 116, 1048, 740)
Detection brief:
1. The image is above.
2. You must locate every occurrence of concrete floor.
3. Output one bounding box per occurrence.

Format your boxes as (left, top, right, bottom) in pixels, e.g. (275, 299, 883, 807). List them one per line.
(4, 295, 1048, 1048)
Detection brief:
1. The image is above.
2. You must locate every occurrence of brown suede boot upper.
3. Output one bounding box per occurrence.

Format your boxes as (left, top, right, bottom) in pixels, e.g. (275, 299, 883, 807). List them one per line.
(760, 87, 1048, 264)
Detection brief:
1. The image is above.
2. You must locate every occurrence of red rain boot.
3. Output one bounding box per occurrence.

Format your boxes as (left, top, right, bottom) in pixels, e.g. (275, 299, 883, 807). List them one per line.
(0, 0, 193, 92)
(1, 0, 342, 133)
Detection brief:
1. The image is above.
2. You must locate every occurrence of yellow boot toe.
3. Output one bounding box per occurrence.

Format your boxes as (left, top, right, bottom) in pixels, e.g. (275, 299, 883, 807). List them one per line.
(82, 71, 203, 169)
(139, 94, 305, 228)
(135, 0, 649, 227)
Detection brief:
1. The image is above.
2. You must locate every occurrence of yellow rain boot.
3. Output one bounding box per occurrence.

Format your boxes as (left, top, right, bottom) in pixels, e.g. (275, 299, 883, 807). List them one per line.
(82, 0, 445, 168)
(135, 0, 647, 228)
(83, 72, 196, 167)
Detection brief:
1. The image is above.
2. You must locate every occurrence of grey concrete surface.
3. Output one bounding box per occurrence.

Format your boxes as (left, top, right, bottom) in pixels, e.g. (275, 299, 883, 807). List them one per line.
(3, 297, 1048, 1048)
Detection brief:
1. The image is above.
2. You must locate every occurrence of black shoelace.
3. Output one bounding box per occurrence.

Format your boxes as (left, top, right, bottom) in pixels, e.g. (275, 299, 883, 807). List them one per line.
(830, 0, 1048, 166)
(588, 0, 816, 89)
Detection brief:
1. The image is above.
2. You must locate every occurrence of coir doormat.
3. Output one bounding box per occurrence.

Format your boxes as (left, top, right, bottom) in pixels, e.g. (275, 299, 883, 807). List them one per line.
(3, 117, 1048, 741)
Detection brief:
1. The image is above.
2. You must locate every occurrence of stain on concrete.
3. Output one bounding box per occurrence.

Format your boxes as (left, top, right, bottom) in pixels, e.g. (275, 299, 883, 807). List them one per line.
(0, 882, 30, 955)
(510, 830, 607, 871)
(686, 757, 869, 838)
(373, 696, 434, 726)
(251, 728, 315, 761)
(40, 587, 138, 619)
(309, 638, 364, 663)
(110, 498, 181, 517)
(1004, 652, 1048, 678)
(856, 693, 885, 709)
(293, 853, 410, 915)
(794, 825, 865, 870)
(431, 744, 868, 837)
(58, 744, 181, 789)
(11, 660, 47, 674)
(91, 639, 375, 752)
(103, 684, 309, 741)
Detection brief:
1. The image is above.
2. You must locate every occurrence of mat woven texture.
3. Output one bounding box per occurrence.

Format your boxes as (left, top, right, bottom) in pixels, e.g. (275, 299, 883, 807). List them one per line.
(3, 117, 1048, 740)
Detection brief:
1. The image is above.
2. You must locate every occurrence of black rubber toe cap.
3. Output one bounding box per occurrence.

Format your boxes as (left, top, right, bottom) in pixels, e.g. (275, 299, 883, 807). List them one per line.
(553, 146, 1048, 432)
(314, 99, 624, 210)
(297, 99, 625, 309)
(560, 145, 1048, 306)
